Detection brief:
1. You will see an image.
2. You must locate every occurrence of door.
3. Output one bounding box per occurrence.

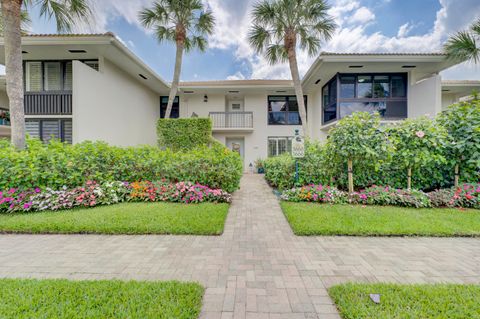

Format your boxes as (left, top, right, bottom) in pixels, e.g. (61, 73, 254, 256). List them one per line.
(226, 138, 245, 162)
(227, 100, 244, 127)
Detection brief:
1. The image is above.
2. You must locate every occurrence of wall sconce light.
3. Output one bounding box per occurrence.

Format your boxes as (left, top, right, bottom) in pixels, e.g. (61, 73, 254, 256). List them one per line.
(204, 94, 208, 103)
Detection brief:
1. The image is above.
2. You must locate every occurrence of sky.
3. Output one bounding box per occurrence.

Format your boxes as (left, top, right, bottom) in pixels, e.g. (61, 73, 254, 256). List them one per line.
(17, 0, 480, 82)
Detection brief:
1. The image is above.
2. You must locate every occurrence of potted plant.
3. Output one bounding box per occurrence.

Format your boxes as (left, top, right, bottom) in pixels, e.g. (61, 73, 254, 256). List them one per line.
(255, 158, 265, 174)
(0, 110, 10, 126)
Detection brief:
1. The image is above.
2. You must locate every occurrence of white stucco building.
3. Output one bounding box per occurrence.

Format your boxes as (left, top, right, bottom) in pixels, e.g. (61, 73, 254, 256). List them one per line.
(0, 33, 478, 170)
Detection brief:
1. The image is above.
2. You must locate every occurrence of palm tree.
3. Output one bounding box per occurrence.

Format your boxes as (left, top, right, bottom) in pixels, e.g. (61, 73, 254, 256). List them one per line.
(445, 18, 480, 64)
(1, 0, 92, 149)
(249, 0, 335, 136)
(139, 0, 215, 119)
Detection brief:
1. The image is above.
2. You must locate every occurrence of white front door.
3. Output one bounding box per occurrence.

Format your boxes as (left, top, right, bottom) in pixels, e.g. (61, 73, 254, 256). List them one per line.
(228, 100, 244, 112)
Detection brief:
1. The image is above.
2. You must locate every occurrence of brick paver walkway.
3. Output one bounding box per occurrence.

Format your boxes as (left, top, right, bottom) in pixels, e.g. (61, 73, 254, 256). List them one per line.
(0, 175, 479, 318)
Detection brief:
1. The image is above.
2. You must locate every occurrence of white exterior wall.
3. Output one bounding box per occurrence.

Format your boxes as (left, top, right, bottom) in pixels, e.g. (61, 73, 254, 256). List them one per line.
(408, 74, 442, 118)
(180, 92, 303, 171)
(72, 58, 159, 146)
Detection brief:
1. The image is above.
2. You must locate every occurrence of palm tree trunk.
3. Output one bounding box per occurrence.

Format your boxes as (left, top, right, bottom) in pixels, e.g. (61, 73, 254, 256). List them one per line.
(2, 0, 25, 149)
(286, 45, 309, 137)
(165, 40, 184, 119)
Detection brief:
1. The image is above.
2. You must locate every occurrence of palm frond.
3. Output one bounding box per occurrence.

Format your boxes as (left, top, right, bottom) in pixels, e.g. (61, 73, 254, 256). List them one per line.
(196, 11, 214, 35)
(248, 24, 272, 53)
(186, 35, 207, 52)
(154, 25, 176, 43)
(34, 0, 92, 33)
(444, 30, 479, 63)
(265, 44, 287, 64)
(471, 18, 480, 36)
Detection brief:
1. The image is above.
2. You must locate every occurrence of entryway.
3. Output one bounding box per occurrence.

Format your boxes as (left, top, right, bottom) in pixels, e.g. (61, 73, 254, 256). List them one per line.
(226, 137, 245, 162)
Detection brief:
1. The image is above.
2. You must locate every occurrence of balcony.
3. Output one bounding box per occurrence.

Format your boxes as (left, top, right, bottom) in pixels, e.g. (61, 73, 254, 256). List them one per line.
(209, 112, 254, 133)
(24, 92, 72, 115)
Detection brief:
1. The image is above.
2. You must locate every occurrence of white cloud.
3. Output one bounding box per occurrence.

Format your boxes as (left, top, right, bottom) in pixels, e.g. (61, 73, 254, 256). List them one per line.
(349, 7, 375, 24)
(226, 71, 246, 80)
(397, 22, 413, 38)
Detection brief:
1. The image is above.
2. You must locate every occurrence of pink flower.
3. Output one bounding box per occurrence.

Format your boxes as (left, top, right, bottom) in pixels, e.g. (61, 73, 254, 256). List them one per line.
(34, 187, 41, 193)
(415, 131, 425, 138)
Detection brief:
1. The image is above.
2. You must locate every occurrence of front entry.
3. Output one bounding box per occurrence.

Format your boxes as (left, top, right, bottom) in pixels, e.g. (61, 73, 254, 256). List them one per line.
(226, 138, 245, 162)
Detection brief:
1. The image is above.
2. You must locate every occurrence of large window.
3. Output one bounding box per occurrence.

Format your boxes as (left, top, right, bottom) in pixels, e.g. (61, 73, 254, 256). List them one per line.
(25, 119, 72, 143)
(268, 96, 307, 125)
(160, 96, 180, 118)
(24, 60, 98, 92)
(268, 136, 293, 157)
(322, 73, 408, 124)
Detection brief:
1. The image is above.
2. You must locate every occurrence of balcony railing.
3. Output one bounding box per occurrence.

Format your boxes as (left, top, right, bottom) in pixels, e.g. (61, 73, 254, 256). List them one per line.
(209, 112, 253, 129)
(24, 91, 72, 115)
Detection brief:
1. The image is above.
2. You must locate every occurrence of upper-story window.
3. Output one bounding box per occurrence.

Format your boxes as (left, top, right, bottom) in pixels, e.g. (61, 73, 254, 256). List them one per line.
(160, 96, 180, 118)
(268, 95, 307, 125)
(323, 73, 408, 124)
(24, 60, 98, 92)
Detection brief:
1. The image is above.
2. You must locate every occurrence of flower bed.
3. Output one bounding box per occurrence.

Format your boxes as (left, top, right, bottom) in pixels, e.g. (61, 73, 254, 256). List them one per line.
(0, 181, 231, 214)
(281, 183, 480, 209)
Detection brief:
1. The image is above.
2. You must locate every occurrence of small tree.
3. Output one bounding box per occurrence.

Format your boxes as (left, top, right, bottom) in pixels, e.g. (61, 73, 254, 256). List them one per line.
(326, 112, 389, 193)
(437, 98, 480, 185)
(388, 117, 449, 190)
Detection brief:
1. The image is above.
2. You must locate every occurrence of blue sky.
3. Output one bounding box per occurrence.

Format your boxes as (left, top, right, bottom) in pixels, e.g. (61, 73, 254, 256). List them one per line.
(26, 0, 480, 81)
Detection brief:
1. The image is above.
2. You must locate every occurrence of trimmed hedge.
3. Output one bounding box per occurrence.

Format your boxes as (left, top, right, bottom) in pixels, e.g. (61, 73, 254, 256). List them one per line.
(157, 118, 212, 150)
(0, 138, 242, 193)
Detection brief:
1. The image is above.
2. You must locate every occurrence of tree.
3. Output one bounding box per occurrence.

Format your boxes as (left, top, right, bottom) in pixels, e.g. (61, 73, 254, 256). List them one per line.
(388, 117, 449, 190)
(139, 0, 215, 119)
(444, 18, 480, 64)
(1, 0, 92, 149)
(248, 0, 335, 137)
(437, 98, 480, 186)
(326, 112, 389, 193)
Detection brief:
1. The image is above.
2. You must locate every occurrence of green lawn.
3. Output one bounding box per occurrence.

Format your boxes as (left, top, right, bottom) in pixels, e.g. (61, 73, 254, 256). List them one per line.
(0, 202, 229, 235)
(281, 202, 480, 236)
(0, 278, 203, 319)
(329, 283, 480, 319)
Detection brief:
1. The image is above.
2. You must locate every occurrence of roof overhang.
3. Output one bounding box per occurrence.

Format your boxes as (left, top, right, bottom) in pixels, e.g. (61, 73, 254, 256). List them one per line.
(0, 33, 170, 95)
(441, 80, 480, 96)
(179, 80, 294, 95)
(302, 52, 460, 93)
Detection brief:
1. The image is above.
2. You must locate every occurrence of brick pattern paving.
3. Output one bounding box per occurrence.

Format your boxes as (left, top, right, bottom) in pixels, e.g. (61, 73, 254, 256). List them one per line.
(0, 175, 479, 319)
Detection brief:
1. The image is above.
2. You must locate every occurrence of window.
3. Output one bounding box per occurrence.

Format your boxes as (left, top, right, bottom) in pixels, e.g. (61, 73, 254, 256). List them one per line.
(268, 137, 293, 157)
(160, 96, 180, 118)
(44, 62, 62, 91)
(322, 73, 408, 124)
(268, 96, 307, 125)
(25, 62, 42, 92)
(357, 75, 372, 98)
(25, 119, 72, 143)
(24, 60, 98, 92)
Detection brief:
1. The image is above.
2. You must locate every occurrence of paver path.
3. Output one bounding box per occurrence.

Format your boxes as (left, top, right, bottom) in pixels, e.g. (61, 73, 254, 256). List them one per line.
(0, 175, 479, 319)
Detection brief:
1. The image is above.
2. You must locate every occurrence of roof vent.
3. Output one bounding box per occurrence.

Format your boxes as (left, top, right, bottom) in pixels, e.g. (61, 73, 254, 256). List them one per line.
(228, 90, 240, 93)
(276, 90, 287, 93)
(402, 65, 416, 68)
(314, 79, 321, 84)
(22, 51, 28, 54)
(349, 65, 363, 68)
(442, 89, 450, 92)
(183, 90, 195, 94)
(68, 49, 87, 53)
(138, 74, 147, 80)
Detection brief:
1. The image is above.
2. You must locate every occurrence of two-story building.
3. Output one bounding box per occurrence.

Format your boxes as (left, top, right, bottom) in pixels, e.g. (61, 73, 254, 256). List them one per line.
(0, 33, 479, 170)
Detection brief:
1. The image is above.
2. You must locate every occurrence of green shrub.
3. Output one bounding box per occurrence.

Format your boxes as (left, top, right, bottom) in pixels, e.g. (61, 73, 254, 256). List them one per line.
(0, 138, 242, 193)
(157, 118, 212, 150)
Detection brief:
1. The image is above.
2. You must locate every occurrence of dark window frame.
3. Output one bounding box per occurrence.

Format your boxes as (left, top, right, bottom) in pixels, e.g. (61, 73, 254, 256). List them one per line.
(25, 118, 72, 143)
(23, 59, 99, 93)
(267, 95, 308, 126)
(267, 136, 294, 157)
(160, 96, 180, 119)
(322, 72, 408, 125)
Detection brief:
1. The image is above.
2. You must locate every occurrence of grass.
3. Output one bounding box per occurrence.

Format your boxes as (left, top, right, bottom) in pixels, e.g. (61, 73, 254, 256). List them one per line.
(281, 202, 480, 236)
(329, 283, 480, 319)
(0, 202, 229, 235)
(0, 278, 203, 319)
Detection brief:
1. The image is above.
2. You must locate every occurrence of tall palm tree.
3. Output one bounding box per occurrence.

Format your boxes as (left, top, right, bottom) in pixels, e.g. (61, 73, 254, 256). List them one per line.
(1, 0, 92, 149)
(445, 18, 480, 64)
(139, 0, 215, 119)
(249, 0, 335, 136)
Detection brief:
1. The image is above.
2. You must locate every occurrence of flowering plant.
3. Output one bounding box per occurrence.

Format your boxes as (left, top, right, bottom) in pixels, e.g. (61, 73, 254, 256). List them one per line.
(280, 184, 347, 204)
(429, 183, 480, 208)
(350, 185, 431, 208)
